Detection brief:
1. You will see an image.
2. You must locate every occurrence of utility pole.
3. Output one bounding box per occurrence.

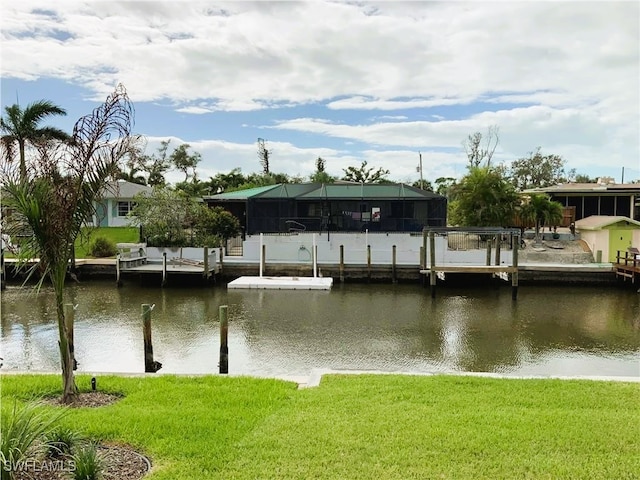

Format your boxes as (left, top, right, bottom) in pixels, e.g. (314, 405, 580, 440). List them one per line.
(418, 152, 424, 190)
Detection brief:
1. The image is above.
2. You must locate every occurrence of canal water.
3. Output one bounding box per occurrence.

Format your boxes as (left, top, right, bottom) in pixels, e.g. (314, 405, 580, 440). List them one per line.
(1, 281, 639, 378)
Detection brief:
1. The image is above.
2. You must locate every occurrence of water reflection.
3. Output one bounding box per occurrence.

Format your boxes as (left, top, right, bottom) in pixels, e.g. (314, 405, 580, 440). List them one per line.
(1, 281, 639, 377)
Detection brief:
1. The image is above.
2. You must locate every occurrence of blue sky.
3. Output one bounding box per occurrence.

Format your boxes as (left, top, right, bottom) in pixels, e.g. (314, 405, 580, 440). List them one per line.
(2, 1, 639, 185)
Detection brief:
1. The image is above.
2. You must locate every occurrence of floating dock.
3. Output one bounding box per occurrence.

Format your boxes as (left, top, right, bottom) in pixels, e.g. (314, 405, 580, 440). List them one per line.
(227, 275, 333, 290)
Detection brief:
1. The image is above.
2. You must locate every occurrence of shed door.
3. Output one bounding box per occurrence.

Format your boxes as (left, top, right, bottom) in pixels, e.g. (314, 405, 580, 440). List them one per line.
(609, 230, 632, 263)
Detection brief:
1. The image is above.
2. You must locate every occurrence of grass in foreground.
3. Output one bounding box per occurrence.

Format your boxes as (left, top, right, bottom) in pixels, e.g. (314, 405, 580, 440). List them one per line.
(1, 374, 638, 479)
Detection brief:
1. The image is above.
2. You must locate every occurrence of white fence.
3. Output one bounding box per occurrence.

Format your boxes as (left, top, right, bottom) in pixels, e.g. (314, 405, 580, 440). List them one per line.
(236, 232, 515, 266)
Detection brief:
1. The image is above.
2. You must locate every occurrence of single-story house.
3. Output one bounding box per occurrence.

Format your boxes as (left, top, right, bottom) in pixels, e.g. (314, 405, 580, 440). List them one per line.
(525, 179, 640, 222)
(93, 180, 152, 227)
(575, 215, 640, 263)
(204, 182, 447, 235)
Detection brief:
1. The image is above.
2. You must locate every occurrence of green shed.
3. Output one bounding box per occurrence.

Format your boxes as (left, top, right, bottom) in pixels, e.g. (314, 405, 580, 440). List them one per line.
(575, 215, 640, 263)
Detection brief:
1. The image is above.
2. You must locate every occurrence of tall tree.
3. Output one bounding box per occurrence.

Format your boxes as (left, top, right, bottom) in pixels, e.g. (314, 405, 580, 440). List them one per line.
(448, 166, 518, 226)
(518, 194, 564, 246)
(144, 140, 172, 187)
(170, 143, 201, 182)
(257, 138, 271, 175)
(462, 125, 499, 168)
(509, 147, 566, 190)
(0, 100, 70, 180)
(342, 160, 390, 183)
(115, 135, 147, 185)
(0, 85, 134, 403)
(310, 156, 336, 183)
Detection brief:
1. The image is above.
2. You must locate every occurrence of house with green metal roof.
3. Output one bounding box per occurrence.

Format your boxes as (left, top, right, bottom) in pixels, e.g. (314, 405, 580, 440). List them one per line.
(204, 182, 447, 235)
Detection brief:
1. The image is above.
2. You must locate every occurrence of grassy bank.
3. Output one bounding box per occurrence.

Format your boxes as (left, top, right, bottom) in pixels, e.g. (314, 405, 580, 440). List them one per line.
(1, 374, 638, 479)
(74, 226, 139, 258)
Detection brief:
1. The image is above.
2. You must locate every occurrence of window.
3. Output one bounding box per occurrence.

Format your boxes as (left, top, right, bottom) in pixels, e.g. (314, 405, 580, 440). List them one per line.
(117, 201, 134, 217)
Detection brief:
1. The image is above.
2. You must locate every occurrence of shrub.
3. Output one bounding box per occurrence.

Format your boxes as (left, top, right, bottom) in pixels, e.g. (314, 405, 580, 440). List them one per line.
(44, 427, 81, 458)
(0, 402, 64, 480)
(88, 237, 117, 258)
(71, 443, 103, 480)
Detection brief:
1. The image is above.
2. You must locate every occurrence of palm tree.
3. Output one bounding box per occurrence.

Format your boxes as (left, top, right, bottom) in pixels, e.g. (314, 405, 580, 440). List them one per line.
(1, 86, 134, 404)
(0, 100, 70, 180)
(520, 194, 564, 246)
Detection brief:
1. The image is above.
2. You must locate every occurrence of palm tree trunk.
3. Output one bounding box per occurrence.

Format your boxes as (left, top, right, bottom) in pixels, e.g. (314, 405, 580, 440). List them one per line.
(18, 141, 26, 181)
(53, 270, 77, 404)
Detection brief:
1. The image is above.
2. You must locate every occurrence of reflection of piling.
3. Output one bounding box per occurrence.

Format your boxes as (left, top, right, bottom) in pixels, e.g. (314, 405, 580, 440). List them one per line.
(64, 304, 78, 370)
(392, 245, 397, 284)
(219, 305, 228, 374)
(339, 245, 345, 283)
(116, 254, 122, 287)
(142, 304, 161, 373)
(512, 237, 519, 300)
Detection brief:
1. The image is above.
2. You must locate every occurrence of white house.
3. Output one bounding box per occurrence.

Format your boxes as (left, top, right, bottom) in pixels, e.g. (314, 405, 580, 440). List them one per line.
(93, 180, 152, 227)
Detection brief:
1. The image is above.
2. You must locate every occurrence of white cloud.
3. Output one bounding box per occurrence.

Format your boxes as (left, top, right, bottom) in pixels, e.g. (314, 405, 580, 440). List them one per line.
(1, 1, 637, 181)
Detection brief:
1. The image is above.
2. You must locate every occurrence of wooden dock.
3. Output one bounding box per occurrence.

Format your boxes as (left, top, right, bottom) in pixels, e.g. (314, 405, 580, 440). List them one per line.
(614, 249, 640, 284)
(116, 244, 218, 287)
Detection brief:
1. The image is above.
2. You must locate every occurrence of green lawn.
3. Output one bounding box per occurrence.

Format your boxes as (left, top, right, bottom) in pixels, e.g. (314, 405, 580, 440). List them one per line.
(74, 227, 139, 258)
(3, 227, 139, 259)
(1, 374, 638, 479)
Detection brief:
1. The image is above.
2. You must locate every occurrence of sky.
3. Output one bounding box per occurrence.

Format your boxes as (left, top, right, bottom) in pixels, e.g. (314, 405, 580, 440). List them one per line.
(1, 0, 639, 186)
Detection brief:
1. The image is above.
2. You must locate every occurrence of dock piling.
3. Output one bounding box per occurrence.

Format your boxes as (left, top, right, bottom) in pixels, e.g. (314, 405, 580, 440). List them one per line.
(367, 245, 371, 283)
(486, 238, 492, 266)
(142, 304, 161, 373)
(494, 235, 501, 265)
(392, 245, 397, 284)
(429, 231, 436, 298)
(339, 245, 345, 283)
(162, 253, 167, 287)
(219, 305, 229, 374)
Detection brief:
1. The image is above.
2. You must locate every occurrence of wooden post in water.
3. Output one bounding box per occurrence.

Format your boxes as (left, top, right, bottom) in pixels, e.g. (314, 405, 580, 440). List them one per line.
(219, 246, 224, 275)
(162, 252, 167, 287)
(419, 246, 425, 287)
(422, 229, 428, 287)
(512, 234, 519, 300)
(486, 238, 492, 266)
(142, 304, 161, 372)
(261, 244, 266, 276)
(392, 245, 397, 284)
(64, 304, 77, 370)
(429, 231, 436, 298)
(219, 305, 229, 374)
(367, 245, 371, 283)
(203, 247, 209, 280)
(494, 235, 501, 265)
(339, 245, 345, 283)
(1, 248, 5, 291)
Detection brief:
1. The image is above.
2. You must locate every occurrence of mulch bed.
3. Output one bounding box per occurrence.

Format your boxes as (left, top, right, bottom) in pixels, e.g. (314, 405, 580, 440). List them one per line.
(11, 392, 151, 479)
(12, 443, 150, 480)
(43, 391, 122, 408)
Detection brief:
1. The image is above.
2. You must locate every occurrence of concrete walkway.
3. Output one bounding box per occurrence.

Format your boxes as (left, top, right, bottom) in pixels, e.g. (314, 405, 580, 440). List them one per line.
(3, 369, 638, 389)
